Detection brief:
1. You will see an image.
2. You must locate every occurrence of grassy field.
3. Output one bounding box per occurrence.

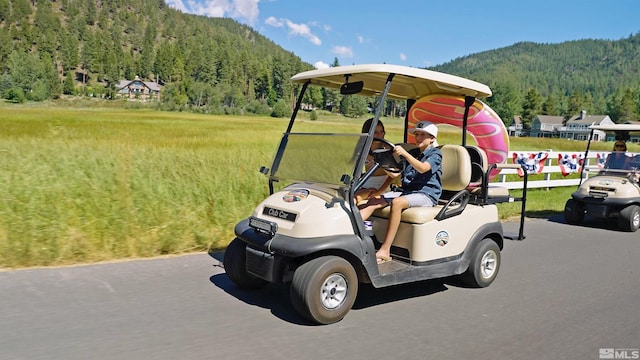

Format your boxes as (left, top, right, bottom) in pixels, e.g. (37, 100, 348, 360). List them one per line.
(0, 102, 633, 269)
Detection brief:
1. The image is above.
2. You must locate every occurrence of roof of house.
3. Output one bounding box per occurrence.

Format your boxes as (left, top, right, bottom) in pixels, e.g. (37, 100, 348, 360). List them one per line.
(566, 114, 610, 125)
(116, 76, 161, 91)
(533, 115, 564, 125)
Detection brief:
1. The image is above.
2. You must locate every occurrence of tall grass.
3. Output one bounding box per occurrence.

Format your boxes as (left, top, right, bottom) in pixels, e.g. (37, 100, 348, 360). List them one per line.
(0, 105, 289, 267)
(0, 103, 630, 268)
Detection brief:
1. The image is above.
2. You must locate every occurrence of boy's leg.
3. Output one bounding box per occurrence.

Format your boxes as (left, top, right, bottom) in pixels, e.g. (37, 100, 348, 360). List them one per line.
(376, 196, 409, 260)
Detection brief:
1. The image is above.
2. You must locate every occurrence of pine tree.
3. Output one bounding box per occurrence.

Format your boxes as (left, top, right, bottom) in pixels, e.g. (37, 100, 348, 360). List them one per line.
(521, 89, 543, 130)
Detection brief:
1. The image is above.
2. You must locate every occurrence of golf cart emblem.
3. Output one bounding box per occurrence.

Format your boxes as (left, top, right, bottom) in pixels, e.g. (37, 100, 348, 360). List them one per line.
(598, 179, 614, 186)
(435, 231, 449, 247)
(283, 189, 309, 202)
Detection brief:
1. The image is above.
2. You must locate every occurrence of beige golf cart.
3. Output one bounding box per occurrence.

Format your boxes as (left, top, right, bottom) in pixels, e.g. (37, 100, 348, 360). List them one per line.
(564, 124, 640, 232)
(223, 64, 527, 324)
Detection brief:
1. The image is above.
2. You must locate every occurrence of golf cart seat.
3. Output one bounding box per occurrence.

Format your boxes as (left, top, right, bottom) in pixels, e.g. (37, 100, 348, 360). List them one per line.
(465, 145, 488, 187)
(464, 145, 510, 202)
(373, 144, 472, 224)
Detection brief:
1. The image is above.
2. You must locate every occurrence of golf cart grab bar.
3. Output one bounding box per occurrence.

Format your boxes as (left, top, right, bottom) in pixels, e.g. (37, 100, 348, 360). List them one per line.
(435, 190, 470, 221)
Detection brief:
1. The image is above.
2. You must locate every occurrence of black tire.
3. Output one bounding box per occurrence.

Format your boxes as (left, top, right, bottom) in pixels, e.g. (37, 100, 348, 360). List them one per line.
(564, 199, 585, 225)
(618, 205, 640, 232)
(460, 238, 501, 288)
(290, 256, 358, 325)
(223, 238, 267, 289)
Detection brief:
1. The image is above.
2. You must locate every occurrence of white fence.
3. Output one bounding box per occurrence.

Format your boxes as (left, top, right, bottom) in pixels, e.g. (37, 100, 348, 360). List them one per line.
(490, 150, 636, 190)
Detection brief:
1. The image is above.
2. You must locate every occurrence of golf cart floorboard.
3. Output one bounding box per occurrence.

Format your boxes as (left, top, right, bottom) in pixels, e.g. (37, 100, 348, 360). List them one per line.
(372, 256, 464, 288)
(377, 258, 409, 274)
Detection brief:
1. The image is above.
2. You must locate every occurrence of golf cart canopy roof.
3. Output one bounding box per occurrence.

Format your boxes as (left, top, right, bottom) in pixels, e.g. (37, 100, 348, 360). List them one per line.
(290, 64, 492, 100)
(589, 124, 640, 132)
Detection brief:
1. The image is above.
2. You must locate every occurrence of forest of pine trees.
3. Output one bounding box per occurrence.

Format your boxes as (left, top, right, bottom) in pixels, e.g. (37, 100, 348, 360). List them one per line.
(1, 0, 639, 124)
(0, 0, 314, 115)
(432, 36, 640, 128)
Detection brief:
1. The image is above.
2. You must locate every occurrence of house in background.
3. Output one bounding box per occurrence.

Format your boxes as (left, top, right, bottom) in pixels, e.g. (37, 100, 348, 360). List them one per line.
(116, 76, 160, 101)
(529, 110, 614, 141)
(560, 110, 613, 141)
(507, 115, 525, 137)
(529, 115, 564, 138)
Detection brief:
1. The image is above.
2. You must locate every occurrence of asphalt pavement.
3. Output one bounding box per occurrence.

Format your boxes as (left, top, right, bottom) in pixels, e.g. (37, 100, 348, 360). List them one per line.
(0, 216, 638, 360)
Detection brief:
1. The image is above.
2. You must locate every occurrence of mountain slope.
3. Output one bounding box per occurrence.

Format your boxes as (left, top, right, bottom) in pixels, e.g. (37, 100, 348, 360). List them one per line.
(431, 34, 640, 97)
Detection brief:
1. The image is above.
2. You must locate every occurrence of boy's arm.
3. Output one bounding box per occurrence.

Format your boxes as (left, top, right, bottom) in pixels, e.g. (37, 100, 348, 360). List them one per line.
(394, 146, 433, 173)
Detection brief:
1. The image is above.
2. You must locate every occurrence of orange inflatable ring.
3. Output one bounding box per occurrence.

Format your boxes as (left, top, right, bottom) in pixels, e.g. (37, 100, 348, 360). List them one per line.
(408, 94, 509, 180)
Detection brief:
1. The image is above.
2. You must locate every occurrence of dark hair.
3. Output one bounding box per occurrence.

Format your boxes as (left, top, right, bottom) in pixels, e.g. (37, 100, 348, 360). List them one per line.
(613, 141, 627, 151)
(361, 118, 385, 134)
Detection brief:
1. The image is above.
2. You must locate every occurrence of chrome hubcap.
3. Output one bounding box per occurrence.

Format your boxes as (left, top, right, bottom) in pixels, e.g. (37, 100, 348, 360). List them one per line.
(480, 250, 498, 279)
(320, 273, 348, 309)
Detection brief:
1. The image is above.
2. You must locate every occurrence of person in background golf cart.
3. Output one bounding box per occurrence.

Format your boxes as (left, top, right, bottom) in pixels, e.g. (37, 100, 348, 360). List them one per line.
(359, 120, 442, 263)
(605, 140, 629, 170)
(354, 118, 395, 204)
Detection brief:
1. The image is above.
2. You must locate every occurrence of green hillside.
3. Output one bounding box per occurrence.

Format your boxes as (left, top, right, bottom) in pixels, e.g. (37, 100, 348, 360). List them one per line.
(0, 0, 312, 113)
(1, 0, 639, 123)
(430, 35, 640, 124)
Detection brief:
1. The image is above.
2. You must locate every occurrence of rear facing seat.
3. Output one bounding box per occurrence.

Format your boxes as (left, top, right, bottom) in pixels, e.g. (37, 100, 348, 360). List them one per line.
(464, 145, 510, 201)
(372, 144, 472, 224)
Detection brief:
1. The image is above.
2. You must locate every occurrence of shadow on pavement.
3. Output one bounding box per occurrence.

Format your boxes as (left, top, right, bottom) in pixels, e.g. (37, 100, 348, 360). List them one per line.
(208, 251, 451, 325)
(545, 212, 627, 232)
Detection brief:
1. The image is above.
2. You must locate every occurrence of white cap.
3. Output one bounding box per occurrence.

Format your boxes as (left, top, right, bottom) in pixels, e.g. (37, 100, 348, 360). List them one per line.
(409, 121, 438, 137)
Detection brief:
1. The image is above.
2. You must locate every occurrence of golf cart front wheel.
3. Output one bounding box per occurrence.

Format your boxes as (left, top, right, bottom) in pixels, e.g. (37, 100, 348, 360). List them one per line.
(290, 256, 358, 325)
(223, 238, 267, 289)
(618, 205, 640, 232)
(564, 199, 585, 225)
(461, 238, 501, 288)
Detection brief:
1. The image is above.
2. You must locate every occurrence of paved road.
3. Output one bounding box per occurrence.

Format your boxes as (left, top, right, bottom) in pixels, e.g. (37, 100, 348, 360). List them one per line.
(1, 216, 639, 360)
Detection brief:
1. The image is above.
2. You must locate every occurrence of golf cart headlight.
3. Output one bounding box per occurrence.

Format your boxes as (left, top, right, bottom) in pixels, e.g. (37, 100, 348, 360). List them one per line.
(249, 216, 278, 235)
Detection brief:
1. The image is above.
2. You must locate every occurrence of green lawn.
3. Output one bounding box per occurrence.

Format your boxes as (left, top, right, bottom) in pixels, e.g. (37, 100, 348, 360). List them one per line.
(0, 102, 624, 268)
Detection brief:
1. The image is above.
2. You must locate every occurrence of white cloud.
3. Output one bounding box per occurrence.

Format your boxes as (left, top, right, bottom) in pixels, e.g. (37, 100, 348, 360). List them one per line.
(264, 16, 283, 27)
(230, 0, 260, 24)
(169, 0, 260, 25)
(166, 0, 188, 12)
(332, 46, 353, 58)
(265, 17, 322, 46)
(189, 0, 229, 18)
(285, 19, 322, 45)
(357, 35, 364, 44)
(400, 53, 407, 61)
(314, 61, 330, 69)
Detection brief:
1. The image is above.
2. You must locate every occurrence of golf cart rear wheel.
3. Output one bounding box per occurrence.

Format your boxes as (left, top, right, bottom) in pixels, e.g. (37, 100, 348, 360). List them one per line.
(564, 199, 585, 225)
(223, 238, 267, 289)
(461, 238, 501, 288)
(618, 205, 640, 232)
(290, 256, 358, 325)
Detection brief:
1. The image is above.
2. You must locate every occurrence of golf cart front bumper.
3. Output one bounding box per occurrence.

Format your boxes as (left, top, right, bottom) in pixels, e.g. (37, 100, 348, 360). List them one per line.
(571, 193, 638, 218)
(234, 218, 364, 283)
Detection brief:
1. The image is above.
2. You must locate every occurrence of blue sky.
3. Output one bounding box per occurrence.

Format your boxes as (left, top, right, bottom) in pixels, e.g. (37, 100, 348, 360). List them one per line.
(165, 0, 640, 69)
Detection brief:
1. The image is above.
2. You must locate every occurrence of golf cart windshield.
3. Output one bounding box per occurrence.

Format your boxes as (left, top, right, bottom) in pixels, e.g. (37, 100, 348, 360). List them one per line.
(269, 133, 368, 188)
(588, 124, 640, 175)
(604, 151, 638, 171)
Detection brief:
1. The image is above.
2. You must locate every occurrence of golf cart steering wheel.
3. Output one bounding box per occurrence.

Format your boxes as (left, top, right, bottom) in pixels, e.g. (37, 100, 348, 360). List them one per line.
(370, 138, 404, 173)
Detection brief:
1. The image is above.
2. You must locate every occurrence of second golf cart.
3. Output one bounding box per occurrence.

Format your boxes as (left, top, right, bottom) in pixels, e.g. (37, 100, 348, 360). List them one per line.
(564, 124, 640, 232)
(224, 64, 527, 324)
